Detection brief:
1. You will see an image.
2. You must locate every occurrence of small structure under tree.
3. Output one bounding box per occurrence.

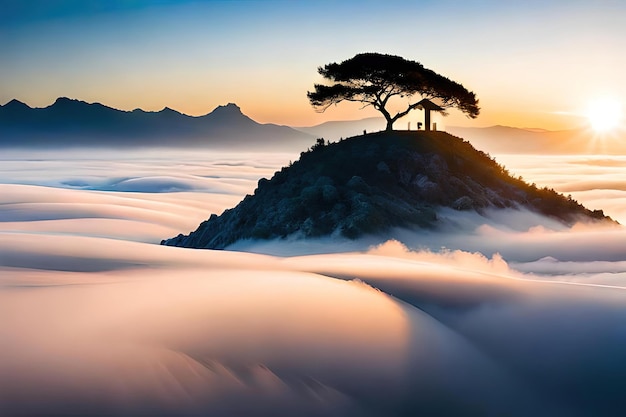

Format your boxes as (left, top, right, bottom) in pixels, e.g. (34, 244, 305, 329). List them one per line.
(417, 98, 444, 131)
(307, 52, 479, 131)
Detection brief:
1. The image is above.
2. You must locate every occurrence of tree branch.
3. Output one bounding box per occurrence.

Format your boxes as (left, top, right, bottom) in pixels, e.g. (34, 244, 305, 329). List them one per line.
(391, 101, 423, 122)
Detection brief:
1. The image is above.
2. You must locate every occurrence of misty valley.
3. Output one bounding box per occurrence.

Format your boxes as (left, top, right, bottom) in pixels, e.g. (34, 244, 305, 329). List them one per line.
(1, 144, 626, 416)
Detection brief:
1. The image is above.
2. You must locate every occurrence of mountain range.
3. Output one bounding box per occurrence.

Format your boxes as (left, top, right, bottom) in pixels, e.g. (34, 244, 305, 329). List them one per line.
(294, 116, 387, 140)
(0, 98, 312, 150)
(446, 125, 626, 155)
(2, 97, 624, 154)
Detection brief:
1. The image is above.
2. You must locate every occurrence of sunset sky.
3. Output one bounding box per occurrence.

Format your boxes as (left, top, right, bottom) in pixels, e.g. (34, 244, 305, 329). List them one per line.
(2, 0, 625, 129)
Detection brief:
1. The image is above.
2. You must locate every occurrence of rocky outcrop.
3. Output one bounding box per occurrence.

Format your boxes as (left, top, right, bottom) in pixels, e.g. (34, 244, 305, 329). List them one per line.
(162, 131, 612, 249)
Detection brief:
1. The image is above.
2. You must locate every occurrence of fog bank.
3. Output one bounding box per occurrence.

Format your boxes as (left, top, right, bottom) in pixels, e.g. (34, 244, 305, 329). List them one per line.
(1, 149, 626, 416)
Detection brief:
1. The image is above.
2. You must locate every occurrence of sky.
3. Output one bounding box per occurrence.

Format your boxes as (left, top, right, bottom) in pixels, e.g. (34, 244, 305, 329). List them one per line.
(1, 0, 626, 129)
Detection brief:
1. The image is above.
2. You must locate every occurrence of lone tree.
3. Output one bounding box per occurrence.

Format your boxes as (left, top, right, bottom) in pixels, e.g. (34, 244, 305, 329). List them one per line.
(307, 53, 480, 131)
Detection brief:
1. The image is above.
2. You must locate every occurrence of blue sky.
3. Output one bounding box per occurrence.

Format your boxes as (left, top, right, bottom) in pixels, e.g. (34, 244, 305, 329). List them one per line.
(2, 0, 625, 128)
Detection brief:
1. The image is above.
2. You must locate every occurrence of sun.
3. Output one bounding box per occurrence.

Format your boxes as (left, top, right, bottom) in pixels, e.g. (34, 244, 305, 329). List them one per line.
(586, 98, 622, 132)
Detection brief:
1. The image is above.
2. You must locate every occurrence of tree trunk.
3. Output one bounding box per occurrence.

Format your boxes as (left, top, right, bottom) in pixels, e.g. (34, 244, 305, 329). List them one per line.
(385, 119, 394, 131)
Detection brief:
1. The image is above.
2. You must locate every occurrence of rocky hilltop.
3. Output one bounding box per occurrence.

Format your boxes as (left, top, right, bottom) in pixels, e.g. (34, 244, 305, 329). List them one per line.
(162, 131, 611, 249)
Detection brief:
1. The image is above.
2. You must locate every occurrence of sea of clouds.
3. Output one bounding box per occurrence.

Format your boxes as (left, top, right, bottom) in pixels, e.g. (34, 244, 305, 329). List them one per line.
(1, 148, 625, 416)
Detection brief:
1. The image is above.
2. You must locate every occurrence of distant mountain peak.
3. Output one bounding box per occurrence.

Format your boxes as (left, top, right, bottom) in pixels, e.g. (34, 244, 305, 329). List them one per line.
(211, 102, 243, 115)
(201, 102, 255, 125)
(53, 96, 78, 104)
(49, 97, 90, 110)
(159, 106, 181, 114)
(2, 99, 31, 109)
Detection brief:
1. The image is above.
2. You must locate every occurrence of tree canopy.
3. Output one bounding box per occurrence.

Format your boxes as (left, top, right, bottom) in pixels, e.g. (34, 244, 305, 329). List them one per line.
(307, 53, 480, 131)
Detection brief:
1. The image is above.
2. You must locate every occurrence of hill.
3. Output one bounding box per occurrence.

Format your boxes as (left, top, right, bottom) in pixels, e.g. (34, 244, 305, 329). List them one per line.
(162, 131, 612, 249)
(0, 98, 312, 150)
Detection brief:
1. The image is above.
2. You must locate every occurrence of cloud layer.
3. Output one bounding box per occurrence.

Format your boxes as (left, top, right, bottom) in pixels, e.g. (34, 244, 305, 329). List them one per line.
(1, 149, 626, 416)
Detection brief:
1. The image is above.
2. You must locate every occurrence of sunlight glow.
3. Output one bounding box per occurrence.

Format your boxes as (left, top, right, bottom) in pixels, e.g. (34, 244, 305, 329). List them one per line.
(587, 98, 622, 132)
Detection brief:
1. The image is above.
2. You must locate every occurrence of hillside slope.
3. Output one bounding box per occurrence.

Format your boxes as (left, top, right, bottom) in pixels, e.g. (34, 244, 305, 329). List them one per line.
(163, 131, 612, 249)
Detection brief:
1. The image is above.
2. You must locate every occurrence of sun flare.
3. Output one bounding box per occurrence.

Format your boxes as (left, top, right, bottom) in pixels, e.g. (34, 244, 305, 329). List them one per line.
(586, 98, 622, 132)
